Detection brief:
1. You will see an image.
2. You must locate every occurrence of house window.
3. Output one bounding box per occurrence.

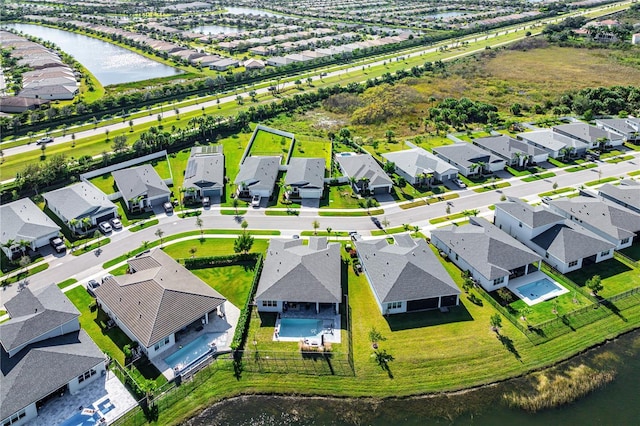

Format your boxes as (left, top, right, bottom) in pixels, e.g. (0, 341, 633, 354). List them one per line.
(3, 410, 26, 426)
(455, 253, 459, 260)
(518, 222, 523, 228)
(78, 368, 97, 383)
(600, 250, 610, 257)
(154, 336, 171, 351)
(568, 260, 578, 267)
(621, 238, 630, 245)
(545, 252, 549, 259)
(262, 300, 277, 307)
(387, 301, 402, 310)
(493, 277, 505, 285)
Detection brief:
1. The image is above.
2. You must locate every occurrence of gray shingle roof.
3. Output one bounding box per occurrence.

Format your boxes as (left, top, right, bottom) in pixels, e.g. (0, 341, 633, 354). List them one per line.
(0, 198, 60, 246)
(356, 235, 460, 303)
(598, 182, 640, 212)
(549, 196, 640, 241)
(473, 135, 547, 160)
(1, 329, 104, 420)
(183, 146, 225, 191)
(256, 238, 341, 304)
(234, 156, 280, 192)
(382, 148, 458, 177)
(0, 285, 79, 353)
(595, 118, 638, 136)
(431, 217, 541, 280)
(94, 249, 225, 347)
(531, 223, 615, 263)
(112, 164, 171, 201)
(518, 130, 588, 152)
(554, 123, 611, 144)
(495, 198, 565, 228)
(335, 153, 393, 187)
(43, 182, 116, 222)
(431, 143, 504, 169)
(284, 158, 325, 189)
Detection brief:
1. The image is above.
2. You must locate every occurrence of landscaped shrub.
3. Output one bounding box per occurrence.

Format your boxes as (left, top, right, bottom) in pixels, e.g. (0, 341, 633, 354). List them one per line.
(184, 253, 259, 269)
(230, 254, 264, 350)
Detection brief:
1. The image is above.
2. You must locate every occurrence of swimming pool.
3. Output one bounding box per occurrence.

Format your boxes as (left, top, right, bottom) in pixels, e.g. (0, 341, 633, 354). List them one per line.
(164, 334, 217, 373)
(59, 409, 101, 426)
(278, 318, 324, 338)
(512, 276, 568, 306)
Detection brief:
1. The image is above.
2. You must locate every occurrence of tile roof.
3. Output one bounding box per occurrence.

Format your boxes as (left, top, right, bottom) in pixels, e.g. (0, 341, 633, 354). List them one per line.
(94, 249, 225, 347)
(284, 158, 325, 189)
(382, 147, 458, 177)
(0, 198, 60, 246)
(256, 238, 341, 303)
(431, 217, 541, 280)
(112, 164, 171, 201)
(356, 235, 460, 303)
(335, 153, 393, 187)
(43, 182, 116, 222)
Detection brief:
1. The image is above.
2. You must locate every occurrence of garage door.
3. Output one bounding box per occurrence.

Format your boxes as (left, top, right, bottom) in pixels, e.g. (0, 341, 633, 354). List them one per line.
(373, 186, 390, 195)
(203, 188, 222, 198)
(95, 212, 115, 224)
(406, 297, 439, 312)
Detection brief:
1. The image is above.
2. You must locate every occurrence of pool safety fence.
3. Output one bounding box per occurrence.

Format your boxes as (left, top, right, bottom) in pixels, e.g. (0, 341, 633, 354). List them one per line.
(240, 349, 354, 376)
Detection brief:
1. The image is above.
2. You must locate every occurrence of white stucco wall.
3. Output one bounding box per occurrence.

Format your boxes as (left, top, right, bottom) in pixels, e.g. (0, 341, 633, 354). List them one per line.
(2, 403, 37, 426)
(68, 360, 106, 395)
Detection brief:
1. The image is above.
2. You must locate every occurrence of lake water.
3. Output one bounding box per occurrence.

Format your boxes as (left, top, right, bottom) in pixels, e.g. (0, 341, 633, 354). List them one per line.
(185, 329, 640, 425)
(224, 7, 282, 17)
(4, 23, 181, 86)
(191, 24, 241, 35)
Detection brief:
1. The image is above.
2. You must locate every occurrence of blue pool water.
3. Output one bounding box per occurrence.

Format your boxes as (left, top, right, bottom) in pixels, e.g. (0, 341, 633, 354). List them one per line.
(278, 318, 324, 338)
(164, 334, 216, 372)
(60, 410, 101, 426)
(517, 278, 563, 299)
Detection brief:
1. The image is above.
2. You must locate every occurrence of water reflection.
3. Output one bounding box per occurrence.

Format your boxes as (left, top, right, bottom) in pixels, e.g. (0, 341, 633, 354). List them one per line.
(4, 23, 181, 86)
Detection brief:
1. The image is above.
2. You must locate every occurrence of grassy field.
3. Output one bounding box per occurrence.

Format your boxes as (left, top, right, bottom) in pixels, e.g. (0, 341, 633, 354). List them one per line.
(161, 238, 268, 259)
(249, 128, 293, 161)
(567, 257, 640, 299)
(88, 155, 172, 194)
(190, 260, 258, 308)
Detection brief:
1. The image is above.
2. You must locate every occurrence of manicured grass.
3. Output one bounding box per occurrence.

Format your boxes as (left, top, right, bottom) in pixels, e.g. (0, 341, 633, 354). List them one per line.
(319, 209, 384, 217)
(430, 212, 479, 224)
(57, 278, 78, 289)
(249, 129, 292, 162)
(566, 257, 639, 299)
(0, 263, 49, 286)
(161, 238, 268, 259)
(190, 260, 257, 308)
(584, 177, 618, 187)
(628, 170, 640, 177)
(168, 148, 191, 193)
(71, 238, 111, 256)
(114, 199, 155, 226)
(220, 209, 248, 215)
(89, 173, 118, 194)
(605, 155, 634, 164)
(473, 181, 511, 193)
(322, 185, 365, 209)
(108, 264, 130, 276)
(265, 209, 299, 216)
(129, 219, 160, 232)
(620, 244, 640, 262)
(399, 192, 459, 210)
(291, 136, 332, 168)
(521, 172, 556, 182)
(1, 251, 43, 276)
(300, 231, 350, 237)
(371, 225, 419, 236)
(506, 166, 545, 177)
(65, 286, 166, 386)
(538, 187, 575, 197)
(565, 163, 597, 173)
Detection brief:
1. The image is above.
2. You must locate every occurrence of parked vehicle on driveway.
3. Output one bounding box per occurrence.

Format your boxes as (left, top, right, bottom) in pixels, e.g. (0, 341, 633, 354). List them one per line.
(98, 222, 112, 234)
(453, 178, 467, 188)
(87, 279, 100, 297)
(110, 218, 122, 230)
(49, 236, 66, 253)
(163, 201, 174, 213)
(251, 194, 261, 207)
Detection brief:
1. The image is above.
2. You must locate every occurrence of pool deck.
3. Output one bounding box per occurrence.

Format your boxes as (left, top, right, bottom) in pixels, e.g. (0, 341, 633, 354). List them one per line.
(28, 371, 137, 426)
(152, 300, 240, 380)
(273, 306, 342, 344)
(507, 270, 569, 306)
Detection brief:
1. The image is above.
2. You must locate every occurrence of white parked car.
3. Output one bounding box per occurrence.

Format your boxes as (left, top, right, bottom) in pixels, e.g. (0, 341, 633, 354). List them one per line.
(98, 222, 112, 234)
(110, 218, 122, 230)
(251, 194, 261, 207)
(453, 178, 467, 188)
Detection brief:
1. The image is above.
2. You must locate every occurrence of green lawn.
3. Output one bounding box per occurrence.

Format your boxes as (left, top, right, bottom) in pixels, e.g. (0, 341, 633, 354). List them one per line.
(129, 219, 160, 232)
(566, 257, 639, 299)
(321, 185, 364, 209)
(161, 238, 268, 259)
(319, 209, 384, 217)
(249, 128, 292, 161)
(565, 163, 597, 173)
(501, 285, 593, 326)
(0, 263, 49, 286)
(473, 181, 511, 193)
(538, 187, 575, 197)
(57, 278, 78, 289)
(584, 177, 618, 187)
(521, 172, 556, 182)
(88, 156, 172, 195)
(620, 244, 640, 262)
(190, 260, 257, 308)
(291, 135, 332, 168)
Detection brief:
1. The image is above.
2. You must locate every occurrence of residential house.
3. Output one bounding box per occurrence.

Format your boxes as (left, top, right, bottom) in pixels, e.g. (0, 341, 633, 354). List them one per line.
(335, 153, 393, 194)
(518, 129, 588, 159)
(0, 198, 60, 260)
(1, 286, 105, 426)
(472, 135, 548, 167)
(0, 97, 49, 114)
(598, 180, 640, 214)
(112, 165, 171, 212)
(431, 143, 506, 177)
(553, 123, 623, 149)
(355, 235, 460, 315)
(95, 249, 226, 358)
(284, 158, 325, 199)
(548, 196, 640, 250)
(256, 237, 341, 314)
(382, 147, 458, 186)
(431, 217, 541, 291)
(43, 182, 118, 233)
(243, 58, 266, 69)
(234, 156, 280, 198)
(595, 117, 640, 144)
(209, 58, 239, 71)
(494, 198, 615, 273)
(182, 145, 225, 203)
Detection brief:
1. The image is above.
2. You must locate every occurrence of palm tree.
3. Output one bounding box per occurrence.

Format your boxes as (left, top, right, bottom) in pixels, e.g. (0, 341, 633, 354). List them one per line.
(18, 240, 30, 255)
(1, 239, 16, 259)
(232, 197, 240, 214)
(312, 220, 320, 235)
(195, 216, 204, 239)
(155, 228, 165, 247)
(81, 217, 92, 233)
(326, 227, 332, 240)
(381, 217, 390, 231)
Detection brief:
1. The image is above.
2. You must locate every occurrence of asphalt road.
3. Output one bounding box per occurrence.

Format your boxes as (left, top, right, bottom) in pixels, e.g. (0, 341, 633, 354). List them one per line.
(1, 152, 637, 305)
